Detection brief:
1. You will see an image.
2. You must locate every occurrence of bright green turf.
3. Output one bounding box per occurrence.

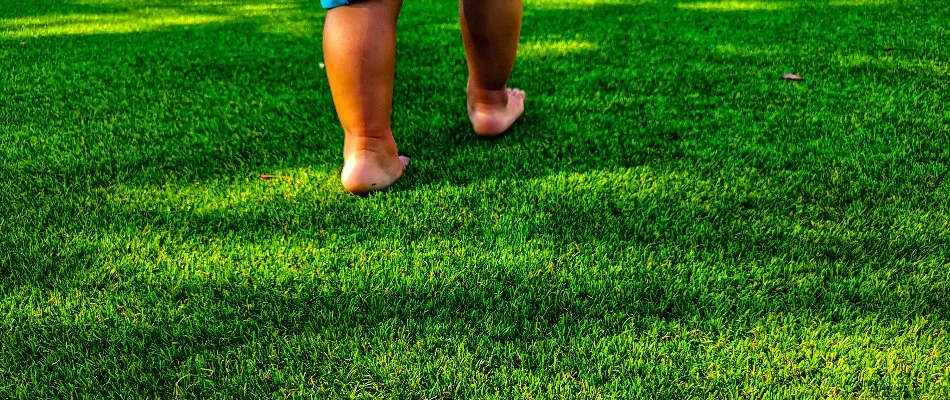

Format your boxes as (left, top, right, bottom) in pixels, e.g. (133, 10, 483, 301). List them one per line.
(2, 0, 950, 397)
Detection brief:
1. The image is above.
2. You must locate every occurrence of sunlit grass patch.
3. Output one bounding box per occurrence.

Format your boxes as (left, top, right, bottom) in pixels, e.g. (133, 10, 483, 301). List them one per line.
(238, 3, 322, 36)
(102, 168, 342, 219)
(714, 43, 785, 57)
(829, 0, 897, 5)
(713, 44, 950, 78)
(0, 10, 230, 38)
(518, 39, 599, 58)
(432, 22, 459, 32)
(71, 0, 297, 7)
(524, 0, 650, 10)
(676, 1, 795, 11)
(229, 3, 300, 15)
(0, 1, 321, 38)
(836, 53, 950, 77)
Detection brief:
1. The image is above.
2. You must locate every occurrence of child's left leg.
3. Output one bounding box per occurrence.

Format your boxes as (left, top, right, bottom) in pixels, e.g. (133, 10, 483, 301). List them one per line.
(324, 0, 409, 194)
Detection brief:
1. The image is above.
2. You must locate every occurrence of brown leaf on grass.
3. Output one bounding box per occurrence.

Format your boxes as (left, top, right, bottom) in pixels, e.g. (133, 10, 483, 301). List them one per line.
(259, 174, 277, 180)
(783, 73, 803, 81)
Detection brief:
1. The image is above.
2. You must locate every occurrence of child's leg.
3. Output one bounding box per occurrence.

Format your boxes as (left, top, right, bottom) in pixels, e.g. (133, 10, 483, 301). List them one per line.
(324, 0, 409, 194)
(460, 0, 526, 137)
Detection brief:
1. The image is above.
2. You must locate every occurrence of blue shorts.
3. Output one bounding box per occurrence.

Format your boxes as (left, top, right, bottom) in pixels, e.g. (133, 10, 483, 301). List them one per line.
(322, 0, 351, 9)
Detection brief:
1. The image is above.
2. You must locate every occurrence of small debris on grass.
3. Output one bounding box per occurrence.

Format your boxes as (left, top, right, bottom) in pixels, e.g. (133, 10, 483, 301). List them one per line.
(258, 174, 294, 183)
(783, 73, 803, 81)
(319, 62, 325, 69)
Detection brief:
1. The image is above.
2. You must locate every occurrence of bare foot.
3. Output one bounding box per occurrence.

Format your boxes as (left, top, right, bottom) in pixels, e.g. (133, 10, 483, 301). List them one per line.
(340, 134, 409, 195)
(467, 85, 526, 137)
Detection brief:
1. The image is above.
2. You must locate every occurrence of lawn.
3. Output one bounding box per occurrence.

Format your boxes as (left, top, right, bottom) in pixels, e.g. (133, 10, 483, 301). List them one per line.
(2, 0, 949, 397)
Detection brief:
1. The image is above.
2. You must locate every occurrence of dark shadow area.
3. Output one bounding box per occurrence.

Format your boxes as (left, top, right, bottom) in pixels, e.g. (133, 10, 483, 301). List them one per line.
(4, 248, 948, 396)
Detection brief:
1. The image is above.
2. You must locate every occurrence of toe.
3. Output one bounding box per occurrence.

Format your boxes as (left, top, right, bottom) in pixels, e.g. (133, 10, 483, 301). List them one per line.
(399, 156, 410, 167)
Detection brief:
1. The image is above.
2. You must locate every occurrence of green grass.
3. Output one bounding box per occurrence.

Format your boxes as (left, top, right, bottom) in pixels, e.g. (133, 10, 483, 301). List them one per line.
(2, 0, 950, 397)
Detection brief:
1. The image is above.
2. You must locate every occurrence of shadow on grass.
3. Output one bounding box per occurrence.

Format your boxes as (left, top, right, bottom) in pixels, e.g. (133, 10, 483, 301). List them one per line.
(5, 233, 947, 395)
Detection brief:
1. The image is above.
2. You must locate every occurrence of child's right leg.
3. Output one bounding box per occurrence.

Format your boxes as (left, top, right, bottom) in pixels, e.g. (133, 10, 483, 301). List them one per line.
(324, 0, 409, 194)
(460, 0, 526, 137)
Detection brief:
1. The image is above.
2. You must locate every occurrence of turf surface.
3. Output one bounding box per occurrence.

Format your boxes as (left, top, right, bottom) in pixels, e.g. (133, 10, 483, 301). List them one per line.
(2, 0, 950, 397)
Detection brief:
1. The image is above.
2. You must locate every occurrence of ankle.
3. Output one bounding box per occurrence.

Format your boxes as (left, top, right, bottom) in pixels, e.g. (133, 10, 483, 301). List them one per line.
(467, 84, 508, 108)
(343, 128, 397, 154)
(343, 125, 394, 139)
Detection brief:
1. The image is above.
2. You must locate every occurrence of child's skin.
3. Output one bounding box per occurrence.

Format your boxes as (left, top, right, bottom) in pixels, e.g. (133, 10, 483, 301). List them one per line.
(323, 0, 526, 194)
